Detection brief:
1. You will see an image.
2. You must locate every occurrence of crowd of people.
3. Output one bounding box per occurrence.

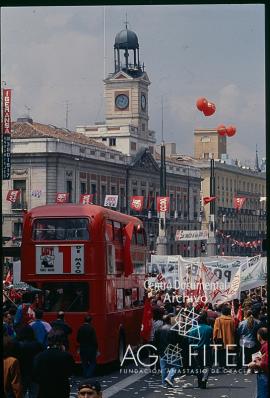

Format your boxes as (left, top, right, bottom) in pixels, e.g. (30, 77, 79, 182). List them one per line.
(3, 286, 268, 398)
(146, 286, 268, 396)
(3, 290, 99, 398)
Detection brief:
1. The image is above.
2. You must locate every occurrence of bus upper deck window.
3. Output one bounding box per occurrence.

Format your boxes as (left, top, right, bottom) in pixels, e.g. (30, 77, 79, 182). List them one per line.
(32, 218, 89, 241)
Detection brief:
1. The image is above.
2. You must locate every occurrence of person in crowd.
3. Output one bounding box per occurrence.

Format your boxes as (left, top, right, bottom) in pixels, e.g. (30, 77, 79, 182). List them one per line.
(237, 309, 260, 365)
(77, 315, 98, 378)
(258, 306, 267, 328)
(213, 305, 236, 368)
(33, 329, 75, 398)
(14, 293, 36, 333)
(17, 325, 44, 398)
(29, 309, 52, 348)
(154, 314, 181, 387)
(3, 311, 17, 339)
(77, 380, 102, 397)
(205, 302, 219, 327)
(4, 335, 23, 398)
(189, 310, 213, 389)
(50, 311, 72, 351)
(248, 327, 268, 398)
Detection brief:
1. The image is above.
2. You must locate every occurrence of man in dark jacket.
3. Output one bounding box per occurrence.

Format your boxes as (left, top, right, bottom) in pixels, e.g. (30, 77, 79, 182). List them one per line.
(33, 329, 74, 398)
(77, 315, 98, 378)
(51, 311, 72, 350)
(154, 315, 182, 387)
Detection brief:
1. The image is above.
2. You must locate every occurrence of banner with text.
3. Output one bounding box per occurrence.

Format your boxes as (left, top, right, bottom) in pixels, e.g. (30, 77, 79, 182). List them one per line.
(130, 196, 144, 211)
(104, 195, 118, 208)
(2, 88, 12, 180)
(147, 255, 267, 304)
(175, 229, 209, 241)
(157, 196, 170, 212)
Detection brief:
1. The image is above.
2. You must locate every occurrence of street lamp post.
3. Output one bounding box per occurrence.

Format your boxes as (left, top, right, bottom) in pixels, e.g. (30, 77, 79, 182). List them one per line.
(207, 158, 216, 256)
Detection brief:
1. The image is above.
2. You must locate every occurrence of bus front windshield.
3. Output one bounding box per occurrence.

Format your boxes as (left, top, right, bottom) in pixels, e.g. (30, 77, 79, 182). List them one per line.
(32, 218, 89, 241)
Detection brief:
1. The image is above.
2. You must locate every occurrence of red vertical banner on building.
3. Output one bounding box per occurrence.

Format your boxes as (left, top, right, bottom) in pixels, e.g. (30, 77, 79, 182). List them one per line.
(79, 194, 94, 204)
(157, 196, 170, 212)
(6, 190, 20, 203)
(56, 193, 69, 203)
(2, 88, 12, 180)
(130, 196, 144, 211)
(233, 197, 246, 210)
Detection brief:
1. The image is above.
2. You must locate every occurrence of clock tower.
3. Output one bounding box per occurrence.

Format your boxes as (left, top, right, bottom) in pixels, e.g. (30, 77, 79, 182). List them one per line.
(77, 25, 156, 156)
(104, 26, 151, 135)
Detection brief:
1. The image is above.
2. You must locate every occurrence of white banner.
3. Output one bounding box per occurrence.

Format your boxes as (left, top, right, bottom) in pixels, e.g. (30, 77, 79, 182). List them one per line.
(147, 255, 267, 304)
(175, 230, 208, 241)
(104, 195, 118, 208)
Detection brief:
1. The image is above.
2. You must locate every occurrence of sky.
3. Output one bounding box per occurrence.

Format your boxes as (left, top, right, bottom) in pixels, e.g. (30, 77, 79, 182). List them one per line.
(1, 4, 266, 164)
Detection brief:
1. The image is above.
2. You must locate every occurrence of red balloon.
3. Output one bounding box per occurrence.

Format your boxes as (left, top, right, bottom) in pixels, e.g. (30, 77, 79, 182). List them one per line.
(196, 97, 207, 111)
(217, 124, 227, 136)
(203, 102, 216, 116)
(226, 125, 236, 137)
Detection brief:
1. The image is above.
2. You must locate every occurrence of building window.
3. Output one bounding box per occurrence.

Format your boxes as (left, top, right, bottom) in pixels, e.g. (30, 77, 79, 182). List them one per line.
(80, 182, 86, 194)
(101, 185, 106, 205)
(13, 180, 26, 206)
(142, 123, 145, 131)
(13, 222, 23, 238)
(109, 138, 116, 146)
(131, 142, 137, 151)
(111, 186, 116, 195)
(102, 137, 107, 141)
(66, 181, 72, 202)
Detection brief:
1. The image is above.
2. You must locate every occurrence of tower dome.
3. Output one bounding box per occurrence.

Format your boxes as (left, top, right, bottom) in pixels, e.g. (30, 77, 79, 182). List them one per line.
(113, 25, 142, 74)
(114, 29, 139, 50)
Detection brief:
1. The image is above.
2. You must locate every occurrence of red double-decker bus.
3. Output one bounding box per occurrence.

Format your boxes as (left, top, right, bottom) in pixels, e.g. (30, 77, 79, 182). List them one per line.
(21, 204, 147, 364)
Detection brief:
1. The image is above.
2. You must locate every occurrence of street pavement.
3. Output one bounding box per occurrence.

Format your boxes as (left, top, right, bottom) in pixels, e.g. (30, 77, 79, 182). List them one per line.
(69, 367, 257, 397)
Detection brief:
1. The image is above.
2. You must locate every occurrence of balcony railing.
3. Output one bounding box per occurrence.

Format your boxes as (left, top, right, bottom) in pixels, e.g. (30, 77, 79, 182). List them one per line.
(11, 201, 28, 211)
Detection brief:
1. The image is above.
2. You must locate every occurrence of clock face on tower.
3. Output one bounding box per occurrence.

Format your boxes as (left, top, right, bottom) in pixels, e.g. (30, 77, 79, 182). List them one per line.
(115, 94, 129, 110)
(141, 94, 146, 111)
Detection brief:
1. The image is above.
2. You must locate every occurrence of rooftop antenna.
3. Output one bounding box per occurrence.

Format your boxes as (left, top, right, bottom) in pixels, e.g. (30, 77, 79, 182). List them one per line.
(255, 144, 260, 171)
(161, 96, 164, 143)
(24, 105, 31, 117)
(103, 6, 106, 80)
(65, 101, 71, 129)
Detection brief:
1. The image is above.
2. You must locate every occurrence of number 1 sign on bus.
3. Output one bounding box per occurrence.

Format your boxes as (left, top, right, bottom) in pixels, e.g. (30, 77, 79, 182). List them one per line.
(21, 204, 147, 364)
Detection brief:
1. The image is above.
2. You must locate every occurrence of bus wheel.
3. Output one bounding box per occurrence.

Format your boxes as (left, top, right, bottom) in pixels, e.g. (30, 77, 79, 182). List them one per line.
(118, 333, 126, 365)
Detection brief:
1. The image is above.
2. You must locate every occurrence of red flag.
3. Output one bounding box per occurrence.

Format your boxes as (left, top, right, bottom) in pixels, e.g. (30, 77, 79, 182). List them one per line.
(4, 270, 13, 286)
(6, 190, 20, 203)
(80, 194, 94, 204)
(56, 193, 69, 203)
(123, 222, 135, 277)
(234, 197, 246, 210)
(140, 297, 153, 342)
(130, 196, 144, 211)
(203, 196, 216, 205)
(157, 196, 170, 212)
(236, 304, 243, 322)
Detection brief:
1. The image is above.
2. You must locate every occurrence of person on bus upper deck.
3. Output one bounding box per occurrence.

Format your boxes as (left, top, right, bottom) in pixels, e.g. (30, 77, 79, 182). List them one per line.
(51, 311, 72, 351)
(77, 315, 98, 378)
(77, 380, 102, 397)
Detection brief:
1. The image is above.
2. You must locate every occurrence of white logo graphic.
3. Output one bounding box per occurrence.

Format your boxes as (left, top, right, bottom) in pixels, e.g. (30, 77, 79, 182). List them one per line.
(161, 344, 183, 367)
(171, 307, 201, 340)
